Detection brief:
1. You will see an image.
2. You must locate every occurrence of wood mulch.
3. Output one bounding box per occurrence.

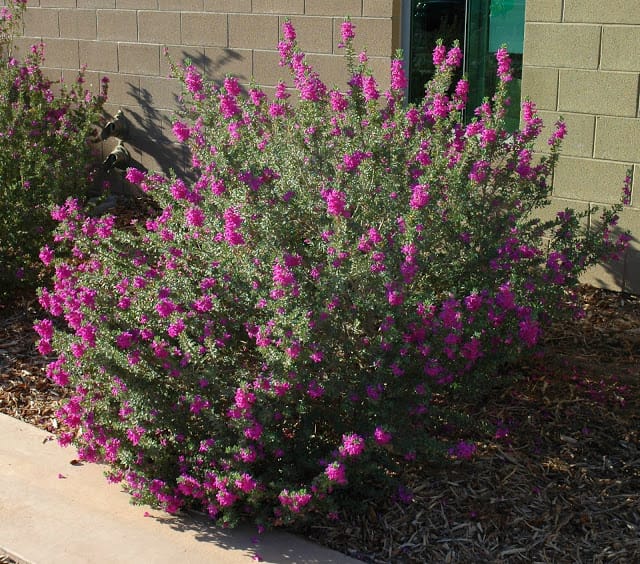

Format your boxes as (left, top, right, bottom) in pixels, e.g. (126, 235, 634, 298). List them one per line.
(1, 285, 639, 563)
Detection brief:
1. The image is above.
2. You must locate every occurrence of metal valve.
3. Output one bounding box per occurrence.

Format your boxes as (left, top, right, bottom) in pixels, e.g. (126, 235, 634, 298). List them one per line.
(100, 110, 130, 141)
(102, 141, 131, 173)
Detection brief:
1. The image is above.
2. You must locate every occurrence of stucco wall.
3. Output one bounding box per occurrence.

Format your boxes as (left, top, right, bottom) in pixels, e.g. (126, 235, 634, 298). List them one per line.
(522, 0, 640, 292)
(17, 0, 400, 177)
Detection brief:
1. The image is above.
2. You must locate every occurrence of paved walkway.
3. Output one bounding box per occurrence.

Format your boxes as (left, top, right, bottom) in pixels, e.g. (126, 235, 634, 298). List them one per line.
(0, 414, 360, 564)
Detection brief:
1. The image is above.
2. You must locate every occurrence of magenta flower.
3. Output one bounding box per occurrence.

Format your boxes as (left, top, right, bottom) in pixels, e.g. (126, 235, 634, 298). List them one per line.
(469, 160, 490, 183)
(548, 120, 567, 145)
(282, 20, 296, 42)
(362, 75, 379, 101)
(219, 94, 240, 119)
(39, 245, 54, 266)
(275, 81, 290, 100)
(235, 473, 257, 493)
(519, 318, 540, 347)
(339, 433, 365, 457)
(390, 59, 407, 90)
(185, 65, 203, 96)
(339, 21, 355, 46)
(167, 318, 186, 337)
(185, 206, 205, 228)
(496, 47, 512, 82)
(126, 426, 145, 446)
(432, 44, 446, 67)
(223, 76, 241, 97)
(374, 427, 392, 445)
(216, 489, 238, 507)
(322, 189, 348, 218)
(329, 90, 348, 112)
(172, 121, 190, 142)
(155, 298, 177, 318)
(325, 462, 347, 485)
(446, 46, 463, 68)
(189, 395, 210, 415)
(34, 318, 54, 340)
(410, 183, 430, 210)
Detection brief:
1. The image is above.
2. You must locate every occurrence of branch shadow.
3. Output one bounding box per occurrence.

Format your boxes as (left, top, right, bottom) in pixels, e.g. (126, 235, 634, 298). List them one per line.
(151, 509, 353, 563)
(586, 215, 640, 295)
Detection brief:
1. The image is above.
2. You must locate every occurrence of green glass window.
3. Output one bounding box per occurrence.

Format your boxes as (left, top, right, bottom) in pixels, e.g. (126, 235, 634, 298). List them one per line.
(407, 0, 526, 130)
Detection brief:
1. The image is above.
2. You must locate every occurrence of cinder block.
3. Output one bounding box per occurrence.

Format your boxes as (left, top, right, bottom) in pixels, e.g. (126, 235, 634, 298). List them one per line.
(363, 0, 395, 17)
(89, 71, 141, 106)
(525, 0, 563, 22)
(523, 23, 601, 69)
(133, 137, 188, 178)
(589, 203, 640, 292)
(333, 17, 393, 57)
(204, 47, 252, 82)
(558, 70, 639, 117)
(118, 43, 161, 76)
(304, 0, 362, 16)
(79, 40, 118, 72)
(623, 247, 640, 294)
(38, 0, 75, 7)
(41, 37, 78, 68)
(253, 0, 304, 14)
(181, 12, 227, 47)
(139, 76, 181, 110)
(82, 70, 113, 98)
(521, 66, 559, 110)
(229, 14, 279, 50)
(138, 10, 181, 45)
(162, 45, 207, 76)
(622, 202, 640, 292)
(59, 9, 97, 41)
(594, 117, 640, 163)
(77, 0, 116, 7)
(251, 49, 291, 86)
(534, 111, 596, 158)
(204, 0, 251, 12)
(10, 37, 38, 57)
(23, 8, 59, 38)
(158, 0, 203, 10)
(554, 156, 631, 204)
(564, 0, 640, 25)
(279, 16, 333, 53)
(97, 9, 138, 41)
(601, 26, 640, 72)
(581, 260, 625, 292)
(534, 196, 590, 226)
(116, 0, 157, 8)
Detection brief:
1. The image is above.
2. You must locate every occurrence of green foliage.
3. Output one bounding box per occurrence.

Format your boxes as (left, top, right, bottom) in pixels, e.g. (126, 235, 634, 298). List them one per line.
(37, 23, 630, 527)
(0, 3, 107, 298)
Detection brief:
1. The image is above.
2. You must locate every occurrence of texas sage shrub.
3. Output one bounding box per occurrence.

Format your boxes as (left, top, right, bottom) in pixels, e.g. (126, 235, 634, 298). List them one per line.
(0, 0, 107, 297)
(37, 21, 630, 527)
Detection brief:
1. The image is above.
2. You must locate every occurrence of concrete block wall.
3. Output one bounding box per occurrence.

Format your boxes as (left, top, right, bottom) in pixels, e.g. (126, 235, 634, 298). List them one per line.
(522, 0, 640, 293)
(18, 0, 400, 178)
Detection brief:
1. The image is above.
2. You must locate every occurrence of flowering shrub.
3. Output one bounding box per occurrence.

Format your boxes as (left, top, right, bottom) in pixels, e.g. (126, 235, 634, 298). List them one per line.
(38, 21, 629, 527)
(0, 0, 107, 297)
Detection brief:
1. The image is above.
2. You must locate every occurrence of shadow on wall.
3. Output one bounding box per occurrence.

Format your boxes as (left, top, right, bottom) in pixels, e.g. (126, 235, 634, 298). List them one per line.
(586, 221, 639, 295)
(94, 49, 250, 203)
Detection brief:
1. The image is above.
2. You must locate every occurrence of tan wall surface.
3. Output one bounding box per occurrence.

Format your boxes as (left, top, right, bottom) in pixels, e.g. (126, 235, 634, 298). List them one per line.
(522, 1, 640, 293)
(18, 0, 399, 179)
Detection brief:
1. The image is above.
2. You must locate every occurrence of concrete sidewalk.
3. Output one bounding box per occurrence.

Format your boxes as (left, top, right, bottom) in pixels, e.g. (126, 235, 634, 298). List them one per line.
(0, 414, 360, 564)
